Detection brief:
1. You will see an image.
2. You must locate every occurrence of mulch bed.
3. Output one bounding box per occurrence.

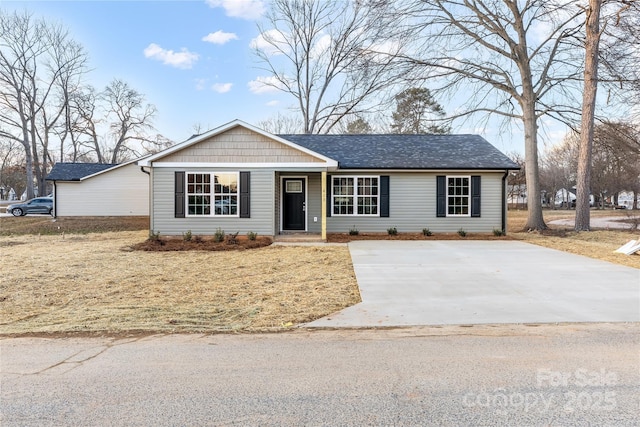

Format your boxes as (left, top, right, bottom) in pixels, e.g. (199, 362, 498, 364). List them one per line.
(131, 235, 273, 251)
(326, 232, 513, 243)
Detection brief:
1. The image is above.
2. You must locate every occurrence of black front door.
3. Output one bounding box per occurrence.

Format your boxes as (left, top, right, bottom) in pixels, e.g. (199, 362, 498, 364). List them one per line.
(283, 178, 305, 230)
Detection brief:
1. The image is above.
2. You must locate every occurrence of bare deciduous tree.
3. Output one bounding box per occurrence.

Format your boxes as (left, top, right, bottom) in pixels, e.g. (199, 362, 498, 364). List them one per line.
(542, 121, 639, 211)
(102, 79, 157, 163)
(0, 136, 23, 199)
(398, 0, 592, 231)
(592, 121, 640, 209)
(574, 0, 639, 229)
(0, 10, 87, 197)
(540, 138, 578, 210)
(506, 152, 527, 209)
(66, 86, 104, 162)
(575, 0, 602, 229)
(257, 112, 304, 134)
(253, 0, 410, 134)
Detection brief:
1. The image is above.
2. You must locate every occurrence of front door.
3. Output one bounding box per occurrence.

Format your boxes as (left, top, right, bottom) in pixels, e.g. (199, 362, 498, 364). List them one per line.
(282, 178, 306, 230)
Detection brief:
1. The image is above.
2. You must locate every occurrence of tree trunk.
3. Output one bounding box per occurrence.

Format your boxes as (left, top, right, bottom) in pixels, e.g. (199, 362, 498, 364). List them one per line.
(523, 114, 546, 230)
(19, 118, 35, 200)
(521, 89, 546, 230)
(575, 0, 602, 231)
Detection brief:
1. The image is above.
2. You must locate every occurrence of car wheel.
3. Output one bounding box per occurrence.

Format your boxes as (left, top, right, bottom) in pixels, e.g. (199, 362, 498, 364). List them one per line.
(11, 208, 23, 217)
(48, 208, 53, 215)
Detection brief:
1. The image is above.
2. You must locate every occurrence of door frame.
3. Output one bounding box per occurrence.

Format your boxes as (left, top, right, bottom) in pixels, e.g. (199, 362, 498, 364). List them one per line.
(280, 175, 308, 232)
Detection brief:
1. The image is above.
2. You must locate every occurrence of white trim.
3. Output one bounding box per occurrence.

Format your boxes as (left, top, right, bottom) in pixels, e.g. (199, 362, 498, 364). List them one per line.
(280, 175, 308, 232)
(446, 175, 471, 217)
(331, 175, 380, 216)
(333, 169, 510, 173)
(150, 162, 336, 169)
(185, 171, 240, 218)
(285, 180, 303, 193)
(138, 119, 338, 167)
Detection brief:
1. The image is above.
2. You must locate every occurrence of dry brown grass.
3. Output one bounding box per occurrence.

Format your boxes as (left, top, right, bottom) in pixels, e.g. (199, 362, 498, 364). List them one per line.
(508, 209, 640, 269)
(0, 231, 359, 335)
(1, 211, 637, 336)
(0, 216, 148, 235)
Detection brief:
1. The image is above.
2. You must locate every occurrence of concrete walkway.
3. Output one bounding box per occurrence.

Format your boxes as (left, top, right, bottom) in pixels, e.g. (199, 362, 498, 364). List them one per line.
(306, 241, 640, 327)
(548, 215, 639, 229)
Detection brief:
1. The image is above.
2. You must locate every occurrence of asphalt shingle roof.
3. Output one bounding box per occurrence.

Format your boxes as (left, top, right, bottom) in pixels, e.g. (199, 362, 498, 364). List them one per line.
(278, 134, 519, 170)
(46, 163, 119, 181)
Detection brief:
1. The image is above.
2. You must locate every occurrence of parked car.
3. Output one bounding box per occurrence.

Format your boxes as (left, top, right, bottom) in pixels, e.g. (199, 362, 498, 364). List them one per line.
(7, 197, 53, 216)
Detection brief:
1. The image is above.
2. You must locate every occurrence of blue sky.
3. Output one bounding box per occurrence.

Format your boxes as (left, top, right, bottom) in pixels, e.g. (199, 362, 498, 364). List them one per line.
(2, 0, 553, 154)
(4, 0, 292, 143)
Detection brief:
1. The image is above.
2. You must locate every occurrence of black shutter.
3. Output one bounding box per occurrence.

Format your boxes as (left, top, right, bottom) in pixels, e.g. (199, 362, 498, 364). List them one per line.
(380, 175, 390, 217)
(471, 175, 481, 217)
(436, 176, 446, 217)
(175, 171, 185, 218)
(240, 171, 250, 218)
(326, 174, 332, 217)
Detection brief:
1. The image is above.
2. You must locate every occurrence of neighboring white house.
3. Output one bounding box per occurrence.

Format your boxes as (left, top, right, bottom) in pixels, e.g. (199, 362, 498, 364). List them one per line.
(46, 159, 149, 216)
(617, 191, 639, 209)
(553, 188, 596, 208)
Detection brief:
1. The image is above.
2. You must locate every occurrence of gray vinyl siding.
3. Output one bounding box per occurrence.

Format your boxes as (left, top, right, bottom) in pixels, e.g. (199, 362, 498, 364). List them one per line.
(327, 172, 504, 233)
(151, 167, 275, 236)
(306, 173, 322, 233)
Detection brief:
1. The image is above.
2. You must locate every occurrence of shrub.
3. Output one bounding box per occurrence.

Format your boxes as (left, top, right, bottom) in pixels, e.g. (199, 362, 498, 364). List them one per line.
(226, 231, 239, 245)
(182, 230, 192, 241)
(214, 227, 225, 243)
(387, 226, 398, 235)
(247, 231, 258, 241)
(457, 228, 467, 237)
(422, 228, 432, 236)
(349, 226, 359, 236)
(493, 228, 505, 237)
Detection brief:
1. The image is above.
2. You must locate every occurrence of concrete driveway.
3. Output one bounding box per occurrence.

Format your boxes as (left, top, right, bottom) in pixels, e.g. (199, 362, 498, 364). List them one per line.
(307, 241, 640, 327)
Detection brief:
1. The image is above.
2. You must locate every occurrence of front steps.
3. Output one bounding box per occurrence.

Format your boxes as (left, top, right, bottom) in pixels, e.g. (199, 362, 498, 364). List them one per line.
(274, 233, 324, 243)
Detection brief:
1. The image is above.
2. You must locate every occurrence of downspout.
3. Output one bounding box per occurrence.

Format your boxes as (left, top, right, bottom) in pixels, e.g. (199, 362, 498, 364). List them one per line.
(140, 166, 151, 233)
(502, 171, 509, 234)
(53, 181, 57, 218)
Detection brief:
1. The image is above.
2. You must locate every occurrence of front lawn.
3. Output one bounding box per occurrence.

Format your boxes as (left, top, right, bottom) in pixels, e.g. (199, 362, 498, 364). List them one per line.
(0, 231, 360, 335)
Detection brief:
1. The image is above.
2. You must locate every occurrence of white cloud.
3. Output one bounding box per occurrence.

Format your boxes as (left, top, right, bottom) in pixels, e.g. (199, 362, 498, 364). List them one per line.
(206, 0, 265, 20)
(266, 100, 279, 107)
(249, 29, 287, 56)
(211, 82, 233, 93)
(310, 34, 331, 60)
(143, 43, 199, 69)
(195, 78, 208, 91)
(202, 30, 239, 45)
(248, 76, 282, 94)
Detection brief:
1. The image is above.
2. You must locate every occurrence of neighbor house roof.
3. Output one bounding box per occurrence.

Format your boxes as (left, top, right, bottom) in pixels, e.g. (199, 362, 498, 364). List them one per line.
(46, 163, 119, 181)
(277, 134, 520, 170)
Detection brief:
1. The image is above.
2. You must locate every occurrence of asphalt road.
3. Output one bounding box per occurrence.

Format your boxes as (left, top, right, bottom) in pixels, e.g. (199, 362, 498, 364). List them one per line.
(1, 323, 638, 426)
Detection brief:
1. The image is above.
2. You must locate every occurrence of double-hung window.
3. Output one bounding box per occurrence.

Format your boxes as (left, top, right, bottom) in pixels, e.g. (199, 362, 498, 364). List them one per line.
(447, 176, 470, 216)
(332, 176, 379, 216)
(187, 172, 238, 216)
